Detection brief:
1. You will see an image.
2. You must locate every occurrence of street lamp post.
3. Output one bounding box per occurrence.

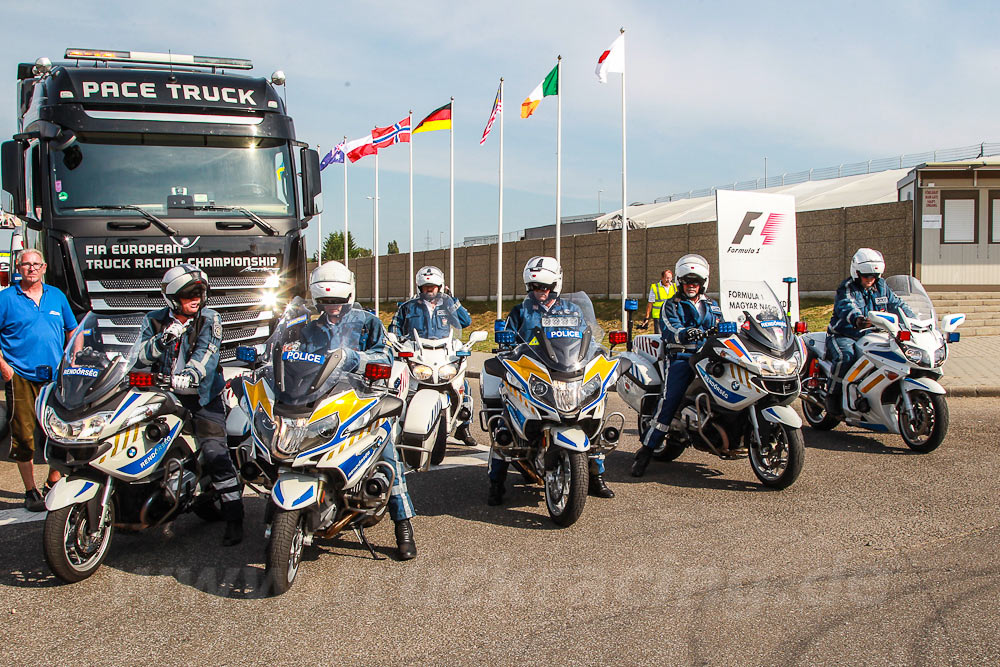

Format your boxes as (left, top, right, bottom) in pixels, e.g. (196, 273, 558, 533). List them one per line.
(366, 195, 379, 316)
(598, 189, 604, 214)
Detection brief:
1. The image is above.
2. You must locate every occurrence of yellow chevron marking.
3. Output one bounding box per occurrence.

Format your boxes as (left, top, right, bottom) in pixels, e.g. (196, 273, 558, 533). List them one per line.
(504, 355, 551, 386)
(584, 355, 617, 385)
(308, 389, 378, 426)
(244, 378, 274, 418)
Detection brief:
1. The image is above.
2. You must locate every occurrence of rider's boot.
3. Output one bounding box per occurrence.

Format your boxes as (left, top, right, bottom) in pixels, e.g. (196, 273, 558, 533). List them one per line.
(826, 382, 845, 418)
(222, 501, 244, 546)
(455, 423, 478, 447)
(588, 473, 615, 498)
(631, 446, 654, 478)
(394, 519, 417, 560)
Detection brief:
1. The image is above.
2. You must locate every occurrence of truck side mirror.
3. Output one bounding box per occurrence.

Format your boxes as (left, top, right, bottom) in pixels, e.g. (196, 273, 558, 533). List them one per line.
(300, 147, 323, 219)
(1, 141, 27, 216)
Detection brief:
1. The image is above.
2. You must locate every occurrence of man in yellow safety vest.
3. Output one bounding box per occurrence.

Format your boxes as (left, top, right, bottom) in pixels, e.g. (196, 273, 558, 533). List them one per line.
(642, 269, 676, 333)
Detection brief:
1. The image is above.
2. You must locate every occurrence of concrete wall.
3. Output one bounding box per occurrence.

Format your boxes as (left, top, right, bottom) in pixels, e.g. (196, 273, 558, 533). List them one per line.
(347, 201, 913, 303)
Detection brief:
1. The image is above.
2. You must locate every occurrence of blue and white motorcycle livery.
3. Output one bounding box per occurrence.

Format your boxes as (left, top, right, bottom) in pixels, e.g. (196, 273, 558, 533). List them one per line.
(617, 280, 806, 488)
(234, 298, 406, 594)
(36, 312, 228, 582)
(800, 275, 964, 453)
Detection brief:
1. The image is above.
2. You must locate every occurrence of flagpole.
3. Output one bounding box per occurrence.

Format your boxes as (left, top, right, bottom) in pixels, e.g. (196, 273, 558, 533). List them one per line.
(555, 56, 562, 262)
(449, 96, 455, 291)
(497, 78, 504, 319)
(620, 27, 628, 327)
(343, 135, 348, 266)
(408, 110, 414, 296)
(316, 143, 323, 263)
(374, 147, 380, 318)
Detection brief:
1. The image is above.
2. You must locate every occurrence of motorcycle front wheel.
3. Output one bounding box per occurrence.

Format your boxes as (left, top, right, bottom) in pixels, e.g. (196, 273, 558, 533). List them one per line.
(897, 391, 949, 453)
(544, 449, 588, 527)
(749, 422, 805, 489)
(44, 501, 115, 583)
(429, 414, 449, 466)
(266, 509, 306, 595)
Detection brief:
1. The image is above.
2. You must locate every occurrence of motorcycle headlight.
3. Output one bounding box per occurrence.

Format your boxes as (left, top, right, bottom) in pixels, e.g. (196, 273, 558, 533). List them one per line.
(529, 376, 551, 404)
(750, 353, 797, 377)
(123, 398, 165, 428)
(410, 363, 433, 381)
(901, 344, 930, 367)
(45, 407, 112, 442)
(273, 416, 310, 457)
(306, 412, 341, 442)
(551, 379, 583, 413)
(934, 343, 947, 367)
(581, 376, 603, 404)
(438, 363, 458, 382)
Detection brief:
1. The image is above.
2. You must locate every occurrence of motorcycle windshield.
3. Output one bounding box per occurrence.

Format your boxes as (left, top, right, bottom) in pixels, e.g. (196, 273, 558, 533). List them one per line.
(55, 311, 144, 411)
(405, 293, 464, 344)
(884, 275, 935, 322)
(261, 297, 374, 407)
(722, 280, 793, 352)
(520, 292, 604, 374)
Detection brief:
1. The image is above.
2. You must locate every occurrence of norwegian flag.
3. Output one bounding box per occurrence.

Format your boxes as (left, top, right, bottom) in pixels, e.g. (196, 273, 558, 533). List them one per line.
(480, 85, 502, 145)
(372, 117, 411, 149)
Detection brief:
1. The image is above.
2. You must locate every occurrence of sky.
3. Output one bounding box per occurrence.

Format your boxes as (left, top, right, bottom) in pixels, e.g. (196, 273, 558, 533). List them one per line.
(2, 0, 999, 259)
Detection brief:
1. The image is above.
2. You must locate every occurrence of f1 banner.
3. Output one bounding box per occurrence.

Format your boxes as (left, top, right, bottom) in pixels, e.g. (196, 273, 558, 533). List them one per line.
(716, 190, 799, 321)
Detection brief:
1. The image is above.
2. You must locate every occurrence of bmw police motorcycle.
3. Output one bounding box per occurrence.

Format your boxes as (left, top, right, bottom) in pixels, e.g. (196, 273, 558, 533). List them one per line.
(616, 280, 806, 488)
(481, 292, 623, 527)
(36, 312, 231, 582)
(799, 275, 963, 452)
(388, 322, 488, 470)
(233, 298, 406, 594)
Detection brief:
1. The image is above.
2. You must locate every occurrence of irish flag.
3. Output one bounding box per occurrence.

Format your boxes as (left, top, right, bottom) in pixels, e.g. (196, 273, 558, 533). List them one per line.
(521, 64, 559, 119)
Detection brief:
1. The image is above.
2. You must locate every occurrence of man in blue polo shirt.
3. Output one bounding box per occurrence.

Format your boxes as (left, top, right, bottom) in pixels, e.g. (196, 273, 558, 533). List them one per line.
(0, 249, 77, 511)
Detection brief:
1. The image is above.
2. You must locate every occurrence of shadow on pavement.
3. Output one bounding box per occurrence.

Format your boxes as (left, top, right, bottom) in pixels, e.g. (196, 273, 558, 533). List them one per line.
(0, 523, 62, 589)
(601, 449, 767, 493)
(803, 427, 920, 455)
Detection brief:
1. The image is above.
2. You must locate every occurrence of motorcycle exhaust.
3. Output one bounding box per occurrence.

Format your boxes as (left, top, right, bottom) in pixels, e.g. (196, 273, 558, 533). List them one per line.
(800, 393, 825, 409)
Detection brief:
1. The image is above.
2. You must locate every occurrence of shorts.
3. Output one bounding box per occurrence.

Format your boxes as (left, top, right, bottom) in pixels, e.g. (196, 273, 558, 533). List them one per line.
(8, 373, 45, 462)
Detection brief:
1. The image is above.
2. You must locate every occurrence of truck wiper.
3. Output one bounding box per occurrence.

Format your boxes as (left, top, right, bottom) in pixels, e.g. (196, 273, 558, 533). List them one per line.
(73, 205, 179, 237)
(176, 205, 277, 236)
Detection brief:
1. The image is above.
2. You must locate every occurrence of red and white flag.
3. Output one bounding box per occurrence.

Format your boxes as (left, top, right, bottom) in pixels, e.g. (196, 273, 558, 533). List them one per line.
(372, 117, 411, 149)
(480, 85, 502, 145)
(344, 133, 376, 163)
(596, 33, 625, 83)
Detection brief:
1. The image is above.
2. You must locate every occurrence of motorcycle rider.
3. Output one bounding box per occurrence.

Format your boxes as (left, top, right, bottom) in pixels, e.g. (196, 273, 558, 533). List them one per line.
(303, 260, 418, 561)
(389, 265, 476, 446)
(826, 248, 913, 417)
(483, 256, 615, 504)
(136, 264, 244, 546)
(631, 254, 724, 478)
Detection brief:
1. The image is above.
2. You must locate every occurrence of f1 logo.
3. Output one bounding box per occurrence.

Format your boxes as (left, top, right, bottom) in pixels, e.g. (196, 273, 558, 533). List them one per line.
(731, 211, 763, 245)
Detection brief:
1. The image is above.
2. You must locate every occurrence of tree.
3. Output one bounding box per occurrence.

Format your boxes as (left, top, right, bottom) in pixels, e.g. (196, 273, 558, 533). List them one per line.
(317, 230, 370, 262)
(387, 240, 400, 254)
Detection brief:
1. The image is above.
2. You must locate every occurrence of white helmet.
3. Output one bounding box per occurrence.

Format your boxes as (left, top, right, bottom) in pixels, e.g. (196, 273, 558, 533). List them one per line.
(850, 248, 885, 279)
(416, 265, 445, 290)
(310, 260, 355, 304)
(161, 264, 209, 312)
(522, 256, 563, 295)
(675, 254, 710, 293)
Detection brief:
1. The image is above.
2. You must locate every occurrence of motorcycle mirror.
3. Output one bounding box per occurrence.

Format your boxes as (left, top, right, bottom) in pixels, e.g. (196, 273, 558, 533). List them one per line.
(468, 330, 488, 345)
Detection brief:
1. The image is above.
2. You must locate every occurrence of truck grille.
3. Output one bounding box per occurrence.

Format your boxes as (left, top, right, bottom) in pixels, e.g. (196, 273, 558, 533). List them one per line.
(95, 293, 264, 310)
(90, 276, 273, 291)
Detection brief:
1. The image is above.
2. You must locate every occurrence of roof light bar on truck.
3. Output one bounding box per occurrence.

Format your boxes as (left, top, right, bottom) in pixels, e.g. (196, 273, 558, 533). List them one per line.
(65, 49, 253, 70)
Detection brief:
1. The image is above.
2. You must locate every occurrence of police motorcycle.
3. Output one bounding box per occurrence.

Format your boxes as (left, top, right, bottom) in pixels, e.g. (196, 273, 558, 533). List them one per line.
(616, 280, 806, 488)
(36, 312, 234, 582)
(387, 321, 488, 470)
(234, 298, 406, 594)
(480, 292, 624, 527)
(799, 275, 964, 453)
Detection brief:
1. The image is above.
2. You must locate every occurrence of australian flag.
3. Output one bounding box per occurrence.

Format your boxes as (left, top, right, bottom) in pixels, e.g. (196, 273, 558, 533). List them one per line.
(372, 117, 411, 149)
(320, 141, 346, 171)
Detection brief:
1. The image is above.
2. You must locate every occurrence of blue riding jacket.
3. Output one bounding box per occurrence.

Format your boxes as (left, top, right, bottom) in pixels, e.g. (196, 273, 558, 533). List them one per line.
(389, 294, 471, 340)
(828, 277, 913, 339)
(660, 295, 724, 353)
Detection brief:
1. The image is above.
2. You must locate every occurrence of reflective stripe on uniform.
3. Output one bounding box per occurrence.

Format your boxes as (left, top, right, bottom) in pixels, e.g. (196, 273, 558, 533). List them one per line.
(649, 282, 674, 319)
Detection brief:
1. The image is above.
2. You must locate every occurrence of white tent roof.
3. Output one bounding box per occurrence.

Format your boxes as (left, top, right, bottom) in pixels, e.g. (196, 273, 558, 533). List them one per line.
(597, 168, 911, 230)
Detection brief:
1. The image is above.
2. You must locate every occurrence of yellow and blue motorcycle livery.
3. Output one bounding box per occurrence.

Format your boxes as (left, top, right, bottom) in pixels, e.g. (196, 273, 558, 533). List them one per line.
(232, 298, 406, 595)
(36, 312, 236, 583)
(481, 292, 624, 527)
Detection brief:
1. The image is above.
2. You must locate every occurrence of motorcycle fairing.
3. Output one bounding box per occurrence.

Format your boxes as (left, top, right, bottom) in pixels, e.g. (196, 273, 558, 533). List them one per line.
(902, 376, 946, 395)
(695, 361, 758, 409)
(45, 476, 102, 511)
(272, 472, 320, 510)
(91, 415, 184, 480)
(760, 405, 802, 428)
(325, 420, 392, 488)
(550, 426, 590, 452)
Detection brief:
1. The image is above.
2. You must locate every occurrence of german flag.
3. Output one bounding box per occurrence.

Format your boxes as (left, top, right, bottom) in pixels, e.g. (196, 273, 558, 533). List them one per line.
(413, 102, 452, 134)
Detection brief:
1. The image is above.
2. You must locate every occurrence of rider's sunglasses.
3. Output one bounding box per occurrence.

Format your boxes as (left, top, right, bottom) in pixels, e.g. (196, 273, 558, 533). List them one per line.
(177, 284, 206, 300)
(678, 276, 705, 286)
(528, 283, 554, 292)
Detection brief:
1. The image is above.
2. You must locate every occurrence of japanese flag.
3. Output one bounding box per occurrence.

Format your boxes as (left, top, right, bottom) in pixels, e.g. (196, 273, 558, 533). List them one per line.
(596, 33, 625, 83)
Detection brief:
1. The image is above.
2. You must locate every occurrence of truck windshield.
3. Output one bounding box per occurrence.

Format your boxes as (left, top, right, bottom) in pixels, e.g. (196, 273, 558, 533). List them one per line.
(49, 133, 295, 218)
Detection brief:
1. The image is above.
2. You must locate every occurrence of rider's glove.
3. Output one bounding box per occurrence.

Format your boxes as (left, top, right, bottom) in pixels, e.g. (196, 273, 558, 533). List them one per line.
(160, 320, 189, 346)
(171, 370, 198, 392)
(682, 328, 705, 343)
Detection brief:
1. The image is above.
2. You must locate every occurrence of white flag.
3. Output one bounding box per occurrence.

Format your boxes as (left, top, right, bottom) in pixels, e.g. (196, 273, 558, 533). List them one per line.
(596, 33, 625, 83)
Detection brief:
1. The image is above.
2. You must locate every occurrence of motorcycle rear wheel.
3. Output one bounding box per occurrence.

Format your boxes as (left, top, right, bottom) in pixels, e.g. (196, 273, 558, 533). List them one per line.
(749, 423, 805, 489)
(44, 501, 115, 583)
(266, 509, 306, 595)
(897, 391, 949, 453)
(429, 414, 450, 466)
(801, 393, 840, 431)
(544, 449, 588, 527)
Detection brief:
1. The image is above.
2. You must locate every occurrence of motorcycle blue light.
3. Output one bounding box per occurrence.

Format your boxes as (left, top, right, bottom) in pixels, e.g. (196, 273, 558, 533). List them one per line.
(624, 299, 638, 312)
(718, 321, 738, 335)
(495, 330, 516, 345)
(456, 349, 471, 357)
(948, 332, 960, 343)
(236, 346, 258, 362)
(494, 319, 506, 332)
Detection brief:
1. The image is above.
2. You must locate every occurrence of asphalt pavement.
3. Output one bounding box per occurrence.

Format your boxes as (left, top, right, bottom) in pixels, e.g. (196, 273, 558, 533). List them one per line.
(1, 385, 998, 665)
